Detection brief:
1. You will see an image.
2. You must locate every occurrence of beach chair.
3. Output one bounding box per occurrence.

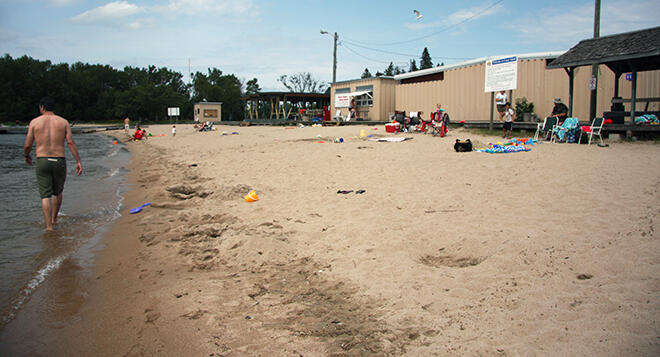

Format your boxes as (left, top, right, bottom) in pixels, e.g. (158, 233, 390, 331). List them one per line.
(578, 117, 604, 145)
(431, 112, 448, 137)
(534, 116, 558, 141)
(332, 110, 343, 121)
(551, 117, 579, 143)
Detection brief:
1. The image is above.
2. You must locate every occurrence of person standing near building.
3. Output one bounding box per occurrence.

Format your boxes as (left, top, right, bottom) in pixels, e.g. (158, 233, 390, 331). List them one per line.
(24, 97, 83, 231)
(496, 90, 508, 119)
(501, 102, 515, 139)
(348, 98, 357, 120)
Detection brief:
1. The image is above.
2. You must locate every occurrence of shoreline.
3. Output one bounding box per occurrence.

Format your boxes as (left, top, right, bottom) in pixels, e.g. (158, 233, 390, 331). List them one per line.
(4, 124, 659, 356)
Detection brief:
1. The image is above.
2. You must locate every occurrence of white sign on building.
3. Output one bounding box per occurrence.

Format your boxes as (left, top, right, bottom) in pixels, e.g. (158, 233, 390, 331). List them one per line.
(335, 94, 350, 108)
(484, 56, 518, 92)
(167, 107, 180, 116)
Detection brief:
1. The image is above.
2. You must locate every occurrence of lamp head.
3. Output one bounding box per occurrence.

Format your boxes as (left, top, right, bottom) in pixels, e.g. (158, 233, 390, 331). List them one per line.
(320, 29, 328, 34)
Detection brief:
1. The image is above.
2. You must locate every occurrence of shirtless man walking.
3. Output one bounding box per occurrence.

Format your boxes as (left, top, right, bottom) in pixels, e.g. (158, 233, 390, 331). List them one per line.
(24, 97, 83, 231)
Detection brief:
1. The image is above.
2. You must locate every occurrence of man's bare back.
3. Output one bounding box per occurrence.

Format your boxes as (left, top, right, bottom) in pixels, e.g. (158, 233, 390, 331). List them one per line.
(27, 113, 70, 158)
(23, 97, 82, 230)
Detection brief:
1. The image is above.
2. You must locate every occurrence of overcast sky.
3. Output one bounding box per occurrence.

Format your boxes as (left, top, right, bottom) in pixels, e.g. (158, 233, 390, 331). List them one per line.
(1, 0, 658, 90)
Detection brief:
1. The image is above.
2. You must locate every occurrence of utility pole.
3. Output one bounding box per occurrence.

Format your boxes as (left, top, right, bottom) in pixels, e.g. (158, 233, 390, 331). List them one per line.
(589, 0, 601, 120)
(332, 32, 338, 84)
(320, 29, 338, 83)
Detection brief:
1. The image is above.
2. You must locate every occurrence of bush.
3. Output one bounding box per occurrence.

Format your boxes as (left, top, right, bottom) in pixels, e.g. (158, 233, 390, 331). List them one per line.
(514, 97, 534, 119)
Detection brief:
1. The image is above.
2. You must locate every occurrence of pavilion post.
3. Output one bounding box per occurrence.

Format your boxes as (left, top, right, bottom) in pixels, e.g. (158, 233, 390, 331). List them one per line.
(613, 72, 621, 98)
(565, 67, 575, 117)
(631, 71, 638, 125)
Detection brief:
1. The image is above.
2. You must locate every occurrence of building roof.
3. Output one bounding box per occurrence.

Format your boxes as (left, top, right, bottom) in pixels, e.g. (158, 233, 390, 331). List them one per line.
(393, 51, 565, 81)
(546, 26, 660, 73)
(241, 92, 329, 101)
(332, 76, 396, 86)
(195, 102, 223, 105)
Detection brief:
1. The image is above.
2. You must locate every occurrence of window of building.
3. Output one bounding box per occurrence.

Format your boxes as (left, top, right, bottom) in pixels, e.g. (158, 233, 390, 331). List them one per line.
(203, 109, 218, 118)
(356, 92, 373, 107)
(335, 87, 351, 94)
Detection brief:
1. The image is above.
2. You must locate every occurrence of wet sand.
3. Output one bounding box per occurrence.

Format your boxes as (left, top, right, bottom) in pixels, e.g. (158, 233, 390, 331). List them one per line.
(4, 124, 660, 356)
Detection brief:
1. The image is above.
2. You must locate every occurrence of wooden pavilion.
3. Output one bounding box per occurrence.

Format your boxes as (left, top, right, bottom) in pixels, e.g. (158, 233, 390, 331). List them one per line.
(242, 92, 330, 121)
(547, 26, 660, 126)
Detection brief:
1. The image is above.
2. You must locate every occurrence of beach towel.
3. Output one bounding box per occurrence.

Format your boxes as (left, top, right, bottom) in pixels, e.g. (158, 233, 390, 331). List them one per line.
(553, 117, 579, 142)
(476, 143, 530, 154)
(369, 137, 413, 142)
(635, 114, 659, 125)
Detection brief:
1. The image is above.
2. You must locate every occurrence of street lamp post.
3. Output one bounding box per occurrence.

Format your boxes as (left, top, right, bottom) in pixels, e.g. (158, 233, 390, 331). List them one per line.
(320, 29, 337, 83)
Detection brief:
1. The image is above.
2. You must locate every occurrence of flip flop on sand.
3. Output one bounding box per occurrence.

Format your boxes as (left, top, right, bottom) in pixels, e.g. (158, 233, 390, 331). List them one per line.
(356, 190, 366, 194)
(130, 202, 151, 214)
(337, 190, 353, 194)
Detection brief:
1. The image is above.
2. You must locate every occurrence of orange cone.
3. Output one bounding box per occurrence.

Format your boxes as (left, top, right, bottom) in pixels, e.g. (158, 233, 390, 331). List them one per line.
(244, 190, 259, 202)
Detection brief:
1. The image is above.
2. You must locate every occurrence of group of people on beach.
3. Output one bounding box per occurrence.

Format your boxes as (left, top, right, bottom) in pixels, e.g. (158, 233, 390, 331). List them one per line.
(23, 93, 571, 231)
(496, 90, 569, 139)
(397, 103, 450, 136)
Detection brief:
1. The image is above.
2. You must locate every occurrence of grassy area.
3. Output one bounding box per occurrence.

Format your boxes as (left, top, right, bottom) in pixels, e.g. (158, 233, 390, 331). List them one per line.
(462, 127, 535, 138)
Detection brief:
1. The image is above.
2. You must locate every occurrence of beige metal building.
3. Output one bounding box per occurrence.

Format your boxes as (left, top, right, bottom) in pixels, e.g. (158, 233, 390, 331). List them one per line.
(330, 52, 660, 122)
(194, 102, 222, 122)
(330, 77, 396, 121)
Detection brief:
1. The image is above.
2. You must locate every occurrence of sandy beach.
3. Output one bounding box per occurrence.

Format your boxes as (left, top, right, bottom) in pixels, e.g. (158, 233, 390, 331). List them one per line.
(8, 123, 660, 356)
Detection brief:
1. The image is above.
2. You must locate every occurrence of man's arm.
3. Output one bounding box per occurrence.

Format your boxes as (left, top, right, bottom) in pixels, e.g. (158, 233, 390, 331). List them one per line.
(65, 122, 83, 176)
(23, 122, 34, 165)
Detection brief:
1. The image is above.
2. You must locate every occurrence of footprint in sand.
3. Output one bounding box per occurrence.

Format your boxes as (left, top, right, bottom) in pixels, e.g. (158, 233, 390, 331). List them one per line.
(419, 254, 485, 268)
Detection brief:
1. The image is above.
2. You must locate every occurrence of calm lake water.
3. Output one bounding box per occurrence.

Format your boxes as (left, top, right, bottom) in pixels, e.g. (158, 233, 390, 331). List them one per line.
(0, 133, 130, 329)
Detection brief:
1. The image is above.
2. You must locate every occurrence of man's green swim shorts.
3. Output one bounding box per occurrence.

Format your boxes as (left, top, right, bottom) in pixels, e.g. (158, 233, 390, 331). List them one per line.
(35, 157, 66, 199)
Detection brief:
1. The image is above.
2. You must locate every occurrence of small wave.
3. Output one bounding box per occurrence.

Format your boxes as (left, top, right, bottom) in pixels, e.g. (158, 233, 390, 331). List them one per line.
(107, 146, 120, 157)
(2, 255, 67, 325)
(108, 168, 120, 177)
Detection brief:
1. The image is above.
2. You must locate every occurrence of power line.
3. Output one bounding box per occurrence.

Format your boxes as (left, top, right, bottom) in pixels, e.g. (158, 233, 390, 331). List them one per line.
(342, 39, 471, 60)
(341, 42, 408, 65)
(344, 0, 505, 47)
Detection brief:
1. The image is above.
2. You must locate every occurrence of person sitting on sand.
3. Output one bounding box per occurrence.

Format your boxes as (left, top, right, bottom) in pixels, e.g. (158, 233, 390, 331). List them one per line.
(132, 126, 144, 141)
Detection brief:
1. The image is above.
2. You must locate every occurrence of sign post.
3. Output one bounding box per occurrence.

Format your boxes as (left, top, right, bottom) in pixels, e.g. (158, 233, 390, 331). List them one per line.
(484, 56, 518, 130)
(167, 107, 180, 124)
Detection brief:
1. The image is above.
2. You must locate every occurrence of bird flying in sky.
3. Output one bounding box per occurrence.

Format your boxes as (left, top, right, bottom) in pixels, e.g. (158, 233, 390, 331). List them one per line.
(413, 10, 423, 20)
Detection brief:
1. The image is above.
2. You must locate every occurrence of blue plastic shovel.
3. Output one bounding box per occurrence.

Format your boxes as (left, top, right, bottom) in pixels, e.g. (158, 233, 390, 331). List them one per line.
(129, 202, 151, 214)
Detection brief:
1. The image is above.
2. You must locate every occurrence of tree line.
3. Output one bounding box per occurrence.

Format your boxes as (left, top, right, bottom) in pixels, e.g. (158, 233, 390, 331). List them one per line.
(0, 54, 259, 123)
(360, 47, 444, 79)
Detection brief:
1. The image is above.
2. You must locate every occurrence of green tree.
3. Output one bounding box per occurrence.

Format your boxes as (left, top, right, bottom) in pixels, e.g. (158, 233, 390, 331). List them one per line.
(192, 68, 243, 121)
(409, 59, 418, 72)
(361, 68, 372, 79)
(384, 62, 395, 76)
(394, 65, 405, 75)
(420, 47, 433, 69)
(245, 78, 260, 95)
